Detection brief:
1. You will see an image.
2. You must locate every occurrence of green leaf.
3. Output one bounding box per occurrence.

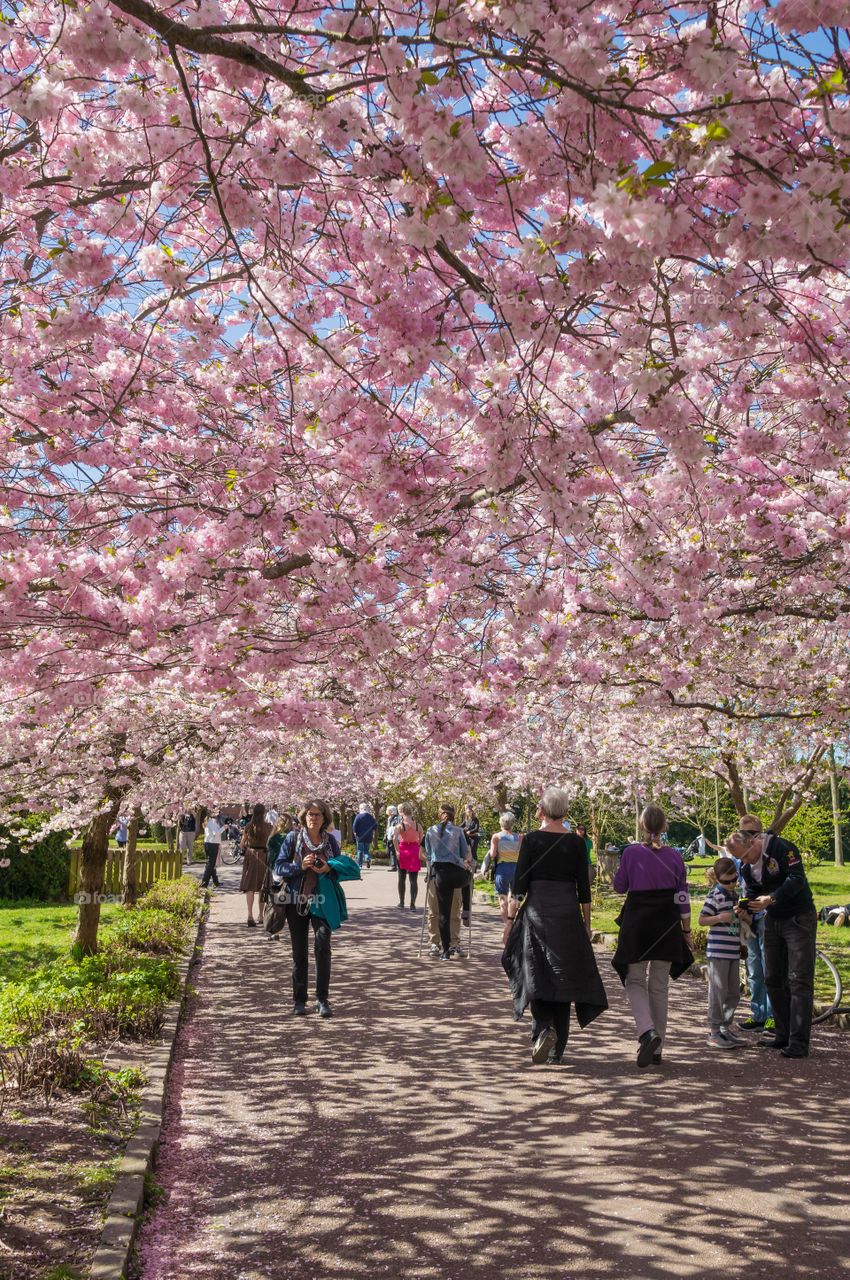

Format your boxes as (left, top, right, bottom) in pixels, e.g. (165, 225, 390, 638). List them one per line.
(418, 69, 440, 86)
(642, 160, 676, 180)
(449, 120, 462, 138)
(704, 121, 732, 141)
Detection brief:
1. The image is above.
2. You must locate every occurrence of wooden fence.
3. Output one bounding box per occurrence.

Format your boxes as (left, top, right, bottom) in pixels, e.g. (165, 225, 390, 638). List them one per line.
(68, 846, 182, 898)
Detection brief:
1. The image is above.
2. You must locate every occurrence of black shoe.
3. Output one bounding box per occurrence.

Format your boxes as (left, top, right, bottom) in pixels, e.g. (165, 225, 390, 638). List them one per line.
(292, 1002, 308, 1016)
(439, 950, 452, 961)
(246, 918, 257, 927)
(409, 905, 418, 912)
(546, 1051, 564, 1065)
(637, 1029, 662, 1069)
(651, 1053, 663, 1066)
(532, 1028, 557, 1064)
(461, 910, 471, 926)
(780, 1044, 808, 1058)
(758, 1037, 789, 1050)
(397, 903, 406, 910)
(316, 1000, 332, 1018)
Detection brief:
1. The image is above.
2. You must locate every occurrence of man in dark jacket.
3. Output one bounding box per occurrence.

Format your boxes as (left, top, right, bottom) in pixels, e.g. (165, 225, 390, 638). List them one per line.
(352, 804, 377, 870)
(735, 815, 817, 1059)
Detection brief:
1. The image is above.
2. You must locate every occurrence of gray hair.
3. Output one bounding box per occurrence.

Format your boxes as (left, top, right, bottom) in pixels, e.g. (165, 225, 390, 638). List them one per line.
(358, 803, 370, 814)
(499, 811, 516, 832)
(539, 786, 570, 820)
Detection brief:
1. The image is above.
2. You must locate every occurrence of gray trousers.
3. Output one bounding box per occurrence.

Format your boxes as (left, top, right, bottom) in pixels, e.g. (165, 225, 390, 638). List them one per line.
(707, 957, 741, 1030)
(624, 961, 671, 1042)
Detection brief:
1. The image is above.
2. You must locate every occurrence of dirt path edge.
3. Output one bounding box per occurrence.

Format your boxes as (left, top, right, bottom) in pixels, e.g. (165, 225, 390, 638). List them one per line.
(88, 890, 210, 1280)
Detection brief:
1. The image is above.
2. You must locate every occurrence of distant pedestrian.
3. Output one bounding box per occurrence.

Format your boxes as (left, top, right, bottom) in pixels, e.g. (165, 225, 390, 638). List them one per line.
(201, 812, 222, 889)
(395, 803, 424, 910)
(112, 817, 129, 849)
(486, 812, 522, 934)
(575, 824, 592, 861)
(612, 805, 693, 1068)
(385, 805, 400, 871)
(461, 806, 480, 863)
(353, 803, 378, 870)
(699, 857, 747, 1050)
(240, 803, 273, 927)
(178, 813, 196, 865)
(425, 804, 472, 961)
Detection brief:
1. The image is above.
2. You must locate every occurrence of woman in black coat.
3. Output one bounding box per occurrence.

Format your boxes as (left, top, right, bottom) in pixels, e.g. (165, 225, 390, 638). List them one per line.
(502, 786, 608, 1063)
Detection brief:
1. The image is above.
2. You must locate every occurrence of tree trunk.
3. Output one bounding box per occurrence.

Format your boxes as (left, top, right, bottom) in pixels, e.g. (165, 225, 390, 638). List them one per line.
(633, 790, 640, 842)
(122, 806, 142, 907)
(495, 782, 508, 811)
(164, 823, 175, 855)
(73, 794, 123, 954)
(714, 775, 721, 849)
(830, 747, 844, 867)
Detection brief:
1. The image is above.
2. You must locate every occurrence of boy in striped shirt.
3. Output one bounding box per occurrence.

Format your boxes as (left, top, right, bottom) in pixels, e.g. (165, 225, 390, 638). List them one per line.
(699, 857, 748, 1050)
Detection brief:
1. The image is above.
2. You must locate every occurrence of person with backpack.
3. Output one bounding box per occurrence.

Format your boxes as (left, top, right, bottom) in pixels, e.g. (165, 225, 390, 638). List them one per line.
(395, 803, 424, 910)
(612, 805, 694, 1068)
(352, 803, 378, 870)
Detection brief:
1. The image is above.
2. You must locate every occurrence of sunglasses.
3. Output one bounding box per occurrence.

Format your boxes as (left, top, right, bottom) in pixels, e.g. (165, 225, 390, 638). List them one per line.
(719, 876, 738, 885)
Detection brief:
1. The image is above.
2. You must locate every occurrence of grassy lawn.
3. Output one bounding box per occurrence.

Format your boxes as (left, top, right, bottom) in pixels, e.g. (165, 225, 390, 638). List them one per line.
(0, 900, 121, 983)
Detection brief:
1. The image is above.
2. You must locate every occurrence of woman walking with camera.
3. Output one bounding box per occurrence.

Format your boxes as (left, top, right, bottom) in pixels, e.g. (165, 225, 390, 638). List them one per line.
(272, 800, 340, 1016)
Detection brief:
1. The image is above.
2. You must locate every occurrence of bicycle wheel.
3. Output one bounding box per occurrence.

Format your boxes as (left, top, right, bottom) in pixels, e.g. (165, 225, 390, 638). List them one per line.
(220, 840, 240, 865)
(812, 948, 842, 1024)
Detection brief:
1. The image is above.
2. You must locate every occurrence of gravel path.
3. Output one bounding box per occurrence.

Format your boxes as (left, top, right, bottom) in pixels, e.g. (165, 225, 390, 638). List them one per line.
(136, 864, 849, 1280)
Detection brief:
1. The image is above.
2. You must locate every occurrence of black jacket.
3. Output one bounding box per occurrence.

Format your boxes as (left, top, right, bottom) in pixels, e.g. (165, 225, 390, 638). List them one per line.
(739, 833, 814, 919)
(502, 879, 608, 1026)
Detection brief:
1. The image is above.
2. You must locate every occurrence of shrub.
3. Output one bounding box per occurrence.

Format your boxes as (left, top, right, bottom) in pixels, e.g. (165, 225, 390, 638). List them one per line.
(100, 908, 189, 959)
(0, 820, 71, 902)
(139, 875, 199, 919)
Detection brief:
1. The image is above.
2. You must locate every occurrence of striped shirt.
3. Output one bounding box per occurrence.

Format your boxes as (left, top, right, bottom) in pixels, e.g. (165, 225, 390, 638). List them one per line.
(701, 884, 741, 959)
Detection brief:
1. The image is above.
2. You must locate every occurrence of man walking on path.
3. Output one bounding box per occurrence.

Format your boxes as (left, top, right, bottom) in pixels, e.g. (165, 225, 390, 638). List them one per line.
(178, 812, 197, 865)
(735, 814, 817, 1059)
(352, 803, 377, 869)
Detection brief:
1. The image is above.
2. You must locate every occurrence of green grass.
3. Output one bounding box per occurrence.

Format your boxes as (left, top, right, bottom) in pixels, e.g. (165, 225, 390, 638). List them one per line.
(0, 901, 120, 983)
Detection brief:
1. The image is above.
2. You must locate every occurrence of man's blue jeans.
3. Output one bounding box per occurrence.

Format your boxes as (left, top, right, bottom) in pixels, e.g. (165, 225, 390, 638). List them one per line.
(746, 915, 773, 1023)
(356, 840, 371, 868)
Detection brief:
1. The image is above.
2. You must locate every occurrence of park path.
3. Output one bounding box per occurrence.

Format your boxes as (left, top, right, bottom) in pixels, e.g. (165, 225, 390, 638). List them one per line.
(136, 863, 849, 1280)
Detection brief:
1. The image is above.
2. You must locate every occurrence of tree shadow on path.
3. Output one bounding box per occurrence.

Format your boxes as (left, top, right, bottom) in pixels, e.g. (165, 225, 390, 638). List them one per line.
(135, 869, 850, 1280)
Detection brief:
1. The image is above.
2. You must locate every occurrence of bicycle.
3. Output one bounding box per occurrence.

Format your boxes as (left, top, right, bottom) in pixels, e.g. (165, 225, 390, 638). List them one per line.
(220, 838, 242, 865)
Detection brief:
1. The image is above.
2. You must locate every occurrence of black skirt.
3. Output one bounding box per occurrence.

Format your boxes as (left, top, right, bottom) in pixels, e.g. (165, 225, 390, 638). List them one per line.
(611, 888, 694, 983)
(501, 879, 608, 1028)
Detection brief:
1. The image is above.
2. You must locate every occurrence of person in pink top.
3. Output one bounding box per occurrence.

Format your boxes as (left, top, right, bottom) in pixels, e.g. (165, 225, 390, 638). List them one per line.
(395, 802, 424, 911)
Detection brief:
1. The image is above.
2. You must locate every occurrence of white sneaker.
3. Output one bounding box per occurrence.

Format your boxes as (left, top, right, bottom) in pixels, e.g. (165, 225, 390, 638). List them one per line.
(707, 1031, 742, 1050)
(719, 1026, 748, 1046)
(428, 944, 441, 957)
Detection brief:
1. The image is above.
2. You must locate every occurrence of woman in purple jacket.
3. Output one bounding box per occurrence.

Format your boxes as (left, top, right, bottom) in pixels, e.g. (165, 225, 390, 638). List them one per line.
(612, 805, 693, 1068)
